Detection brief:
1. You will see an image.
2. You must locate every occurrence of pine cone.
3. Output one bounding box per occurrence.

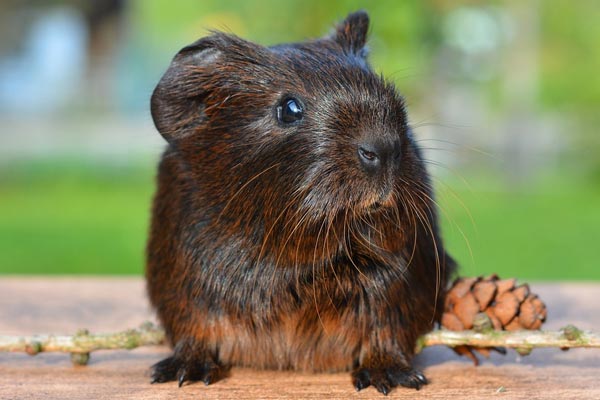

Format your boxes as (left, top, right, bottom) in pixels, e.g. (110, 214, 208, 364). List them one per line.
(441, 274, 547, 364)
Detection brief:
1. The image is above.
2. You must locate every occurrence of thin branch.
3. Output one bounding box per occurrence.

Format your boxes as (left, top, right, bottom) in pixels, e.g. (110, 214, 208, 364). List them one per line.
(0, 323, 598, 365)
(416, 324, 600, 353)
(0, 322, 164, 362)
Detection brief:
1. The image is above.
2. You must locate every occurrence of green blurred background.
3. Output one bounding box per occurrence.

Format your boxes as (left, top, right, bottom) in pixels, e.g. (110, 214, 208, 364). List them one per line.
(0, 1, 598, 279)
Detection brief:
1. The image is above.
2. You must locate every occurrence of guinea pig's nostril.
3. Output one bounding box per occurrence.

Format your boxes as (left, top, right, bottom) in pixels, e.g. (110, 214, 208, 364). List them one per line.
(358, 146, 381, 172)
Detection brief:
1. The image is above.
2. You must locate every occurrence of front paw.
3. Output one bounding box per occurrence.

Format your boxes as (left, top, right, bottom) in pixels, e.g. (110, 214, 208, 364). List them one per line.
(352, 366, 428, 395)
(151, 356, 225, 387)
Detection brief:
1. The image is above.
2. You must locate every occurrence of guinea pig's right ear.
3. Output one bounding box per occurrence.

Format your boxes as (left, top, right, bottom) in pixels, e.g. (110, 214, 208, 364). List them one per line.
(150, 37, 223, 142)
(330, 10, 370, 57)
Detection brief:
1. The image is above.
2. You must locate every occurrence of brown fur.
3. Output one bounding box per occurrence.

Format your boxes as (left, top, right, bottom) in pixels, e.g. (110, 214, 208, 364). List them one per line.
(146, 10, 455, 394)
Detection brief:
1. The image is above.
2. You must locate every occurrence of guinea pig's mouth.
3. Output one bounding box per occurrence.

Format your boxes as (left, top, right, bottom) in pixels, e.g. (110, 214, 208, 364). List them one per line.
(365, 197, 394, 214)
(358, 188, 396, 214)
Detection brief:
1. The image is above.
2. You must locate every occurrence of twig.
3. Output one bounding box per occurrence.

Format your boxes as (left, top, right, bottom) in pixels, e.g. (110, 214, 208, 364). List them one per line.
(0, 323, 598, 365)
(416, 324, 600, 353)
(0, 322, 164, 364)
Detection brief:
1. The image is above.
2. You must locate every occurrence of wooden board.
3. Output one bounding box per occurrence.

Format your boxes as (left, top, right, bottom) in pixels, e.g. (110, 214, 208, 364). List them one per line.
(0, 278, 599, 399)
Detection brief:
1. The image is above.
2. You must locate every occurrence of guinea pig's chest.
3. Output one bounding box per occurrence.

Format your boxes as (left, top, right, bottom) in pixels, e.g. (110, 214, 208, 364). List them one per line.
(217, 297, 366, 371)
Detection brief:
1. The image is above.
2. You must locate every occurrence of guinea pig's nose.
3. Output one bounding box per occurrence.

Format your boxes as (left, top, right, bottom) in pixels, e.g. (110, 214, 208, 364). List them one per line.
(358, 140, 402, 174)
(358, 144, 381, 174)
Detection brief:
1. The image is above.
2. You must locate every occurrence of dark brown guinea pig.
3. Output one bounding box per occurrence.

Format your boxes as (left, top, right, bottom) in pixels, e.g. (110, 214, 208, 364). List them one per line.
(146, 10, 455, 395)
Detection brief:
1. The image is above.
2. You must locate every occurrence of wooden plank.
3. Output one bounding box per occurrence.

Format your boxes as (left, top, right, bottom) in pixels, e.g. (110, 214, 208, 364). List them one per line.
(0, 278, 599, 399)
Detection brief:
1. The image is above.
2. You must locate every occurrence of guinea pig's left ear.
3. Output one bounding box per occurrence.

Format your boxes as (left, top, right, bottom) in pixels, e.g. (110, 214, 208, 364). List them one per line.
(150, 36, 224, 142)
(330, 10, 370, 56)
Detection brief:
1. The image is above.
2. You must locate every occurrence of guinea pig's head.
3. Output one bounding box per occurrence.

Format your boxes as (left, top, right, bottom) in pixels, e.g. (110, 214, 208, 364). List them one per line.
(151, 11, 432, 264)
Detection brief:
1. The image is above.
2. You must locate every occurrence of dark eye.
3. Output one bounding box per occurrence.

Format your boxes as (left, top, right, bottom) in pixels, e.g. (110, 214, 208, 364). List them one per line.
(277, 98, 303, 124)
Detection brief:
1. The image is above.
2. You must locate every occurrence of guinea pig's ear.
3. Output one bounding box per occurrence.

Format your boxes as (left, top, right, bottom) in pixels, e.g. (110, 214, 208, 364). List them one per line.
(330, 10, 370, 56)
(150, 36, 223, 142)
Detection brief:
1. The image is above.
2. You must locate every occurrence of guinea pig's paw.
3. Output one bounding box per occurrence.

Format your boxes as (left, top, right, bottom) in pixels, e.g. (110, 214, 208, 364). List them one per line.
(150, 356, 226, 387)
(150, 356, 178, 383)
(386, 367, 428, 390)
(351, 365, 428, 395)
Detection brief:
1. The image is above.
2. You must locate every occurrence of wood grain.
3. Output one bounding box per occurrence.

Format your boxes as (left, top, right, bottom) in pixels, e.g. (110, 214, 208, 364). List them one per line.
(0, 277, 598, 399)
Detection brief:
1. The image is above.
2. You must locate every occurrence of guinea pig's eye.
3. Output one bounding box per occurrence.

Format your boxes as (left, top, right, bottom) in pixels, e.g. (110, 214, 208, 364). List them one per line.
(277, 97, 304, 125)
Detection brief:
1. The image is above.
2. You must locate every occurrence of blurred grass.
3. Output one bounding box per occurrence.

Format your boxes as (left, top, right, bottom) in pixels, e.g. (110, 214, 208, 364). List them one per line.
(438, 172, 600, 280)
(0, 160, 154, 275)
(0, 160, 598, 279)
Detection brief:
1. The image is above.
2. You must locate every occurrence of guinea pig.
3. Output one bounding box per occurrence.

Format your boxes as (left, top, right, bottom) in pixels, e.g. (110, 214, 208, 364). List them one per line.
(146, 10, 455, 395)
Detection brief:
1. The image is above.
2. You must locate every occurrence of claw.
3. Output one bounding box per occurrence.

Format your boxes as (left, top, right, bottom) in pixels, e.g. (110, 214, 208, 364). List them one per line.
(177, 367, 188, 387)
(352, 369, 370, 392)
(150, 356, 178, 384)
(375, 382, 390, 395)
(394, 368, 428, 390)
(354, 378, 366, 391)
(354, 381, 365, 392)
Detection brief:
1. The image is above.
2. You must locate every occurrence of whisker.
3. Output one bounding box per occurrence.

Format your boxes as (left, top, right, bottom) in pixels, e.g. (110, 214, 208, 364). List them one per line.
(415, 138, 498, 160)
(431, 176, 477, 234)
(311, 213, 331, 334)
(216, 162, 281, 223)
(422, 159, 476, 194)
(408, 188, 442, 324)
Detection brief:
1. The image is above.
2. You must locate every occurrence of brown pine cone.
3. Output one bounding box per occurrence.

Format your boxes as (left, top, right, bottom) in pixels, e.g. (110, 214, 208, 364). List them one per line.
(442, 274, 547, 364)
